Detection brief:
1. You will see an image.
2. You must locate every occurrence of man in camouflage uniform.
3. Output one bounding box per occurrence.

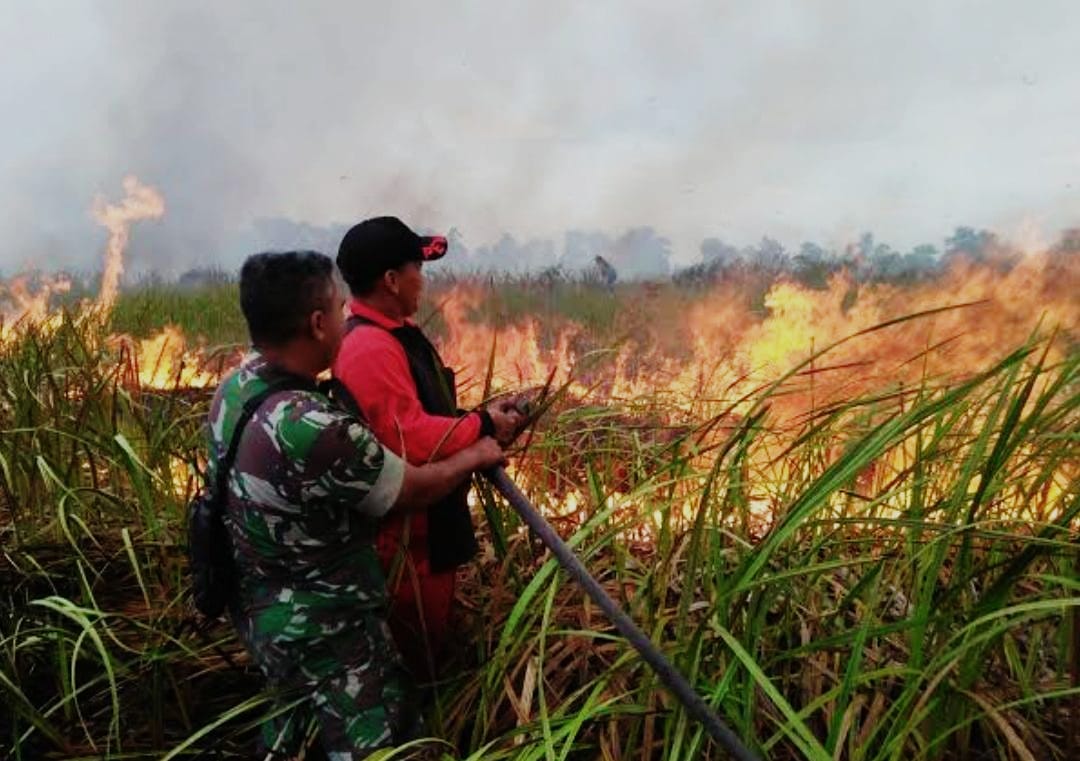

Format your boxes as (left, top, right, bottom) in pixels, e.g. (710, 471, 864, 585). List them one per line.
(207, 251, 503, 759)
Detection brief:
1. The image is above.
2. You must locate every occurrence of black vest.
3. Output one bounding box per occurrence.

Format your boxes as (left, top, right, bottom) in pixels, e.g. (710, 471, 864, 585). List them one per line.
(341, 315, 479, 572)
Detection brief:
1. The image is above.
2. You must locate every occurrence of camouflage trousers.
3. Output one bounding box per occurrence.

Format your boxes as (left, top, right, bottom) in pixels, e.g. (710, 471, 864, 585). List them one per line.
(240, 611, 423, 760)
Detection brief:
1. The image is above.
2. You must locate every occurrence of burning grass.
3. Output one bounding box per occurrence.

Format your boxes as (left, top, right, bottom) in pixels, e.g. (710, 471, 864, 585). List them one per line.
(0, 262, 1078, 759)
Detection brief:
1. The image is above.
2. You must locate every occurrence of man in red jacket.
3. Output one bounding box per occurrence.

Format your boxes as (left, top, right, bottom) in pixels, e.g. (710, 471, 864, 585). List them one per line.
(333, 216, 522, 680)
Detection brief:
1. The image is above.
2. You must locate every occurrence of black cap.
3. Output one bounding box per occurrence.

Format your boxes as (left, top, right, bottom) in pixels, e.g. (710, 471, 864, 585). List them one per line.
(336, 216, 447, 292)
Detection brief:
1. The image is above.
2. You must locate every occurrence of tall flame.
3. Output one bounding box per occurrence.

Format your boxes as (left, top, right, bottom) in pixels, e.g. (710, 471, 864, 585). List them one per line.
(87, 177, 217, 391)
(0, 176, 212, 393)
(91, 175, 165, 310)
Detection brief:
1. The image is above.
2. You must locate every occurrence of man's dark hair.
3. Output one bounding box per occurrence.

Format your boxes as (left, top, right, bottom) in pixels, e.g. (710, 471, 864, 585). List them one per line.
(339, 264, 383, 297)
(239, 251, 335, 346)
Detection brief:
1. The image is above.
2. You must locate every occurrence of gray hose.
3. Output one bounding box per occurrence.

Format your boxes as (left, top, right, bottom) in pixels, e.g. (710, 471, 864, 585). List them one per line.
(484, 466, 761, 761)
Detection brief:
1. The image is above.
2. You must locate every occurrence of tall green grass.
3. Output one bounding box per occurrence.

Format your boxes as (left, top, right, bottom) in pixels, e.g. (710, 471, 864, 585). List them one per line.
(0, 288, 1076, 759)
(448, 337, 1078, 760)
(108, 281, 246, 347)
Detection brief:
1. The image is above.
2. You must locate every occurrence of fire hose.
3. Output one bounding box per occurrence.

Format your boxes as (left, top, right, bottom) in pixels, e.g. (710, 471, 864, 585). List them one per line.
(483, 466, 761, 761)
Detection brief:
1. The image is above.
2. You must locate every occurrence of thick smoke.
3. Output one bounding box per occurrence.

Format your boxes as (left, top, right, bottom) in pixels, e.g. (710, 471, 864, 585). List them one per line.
(1, 1, 1078, 278)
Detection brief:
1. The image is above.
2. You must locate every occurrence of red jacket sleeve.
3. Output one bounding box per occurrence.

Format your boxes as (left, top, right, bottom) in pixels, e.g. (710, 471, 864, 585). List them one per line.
(333, 326, 482, 465)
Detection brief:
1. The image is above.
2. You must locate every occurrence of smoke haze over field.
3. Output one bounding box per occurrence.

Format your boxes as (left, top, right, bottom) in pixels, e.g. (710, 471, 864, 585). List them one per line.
(1, 1, 1079, 277)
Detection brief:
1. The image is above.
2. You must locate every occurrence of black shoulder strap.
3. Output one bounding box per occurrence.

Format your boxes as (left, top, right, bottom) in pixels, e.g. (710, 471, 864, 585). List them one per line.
(344, 313, 372, 336)
(340, 311, 457, 414)
(212, 380, 309, 505)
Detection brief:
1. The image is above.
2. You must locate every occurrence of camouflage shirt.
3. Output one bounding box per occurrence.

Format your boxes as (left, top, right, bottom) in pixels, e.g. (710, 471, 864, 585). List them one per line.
(206, 351, 405, 636)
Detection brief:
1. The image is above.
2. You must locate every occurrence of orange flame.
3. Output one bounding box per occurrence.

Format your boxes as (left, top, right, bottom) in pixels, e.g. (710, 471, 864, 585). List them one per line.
(0, 273, 72, 341)
(430, 251, 1077, 422)
(88, 178, 218, 390)
(420, 249, 1078, 535)
(92, 175, 165, 311)
(131, 324, 218, 389)
(0, 177, 208, 392)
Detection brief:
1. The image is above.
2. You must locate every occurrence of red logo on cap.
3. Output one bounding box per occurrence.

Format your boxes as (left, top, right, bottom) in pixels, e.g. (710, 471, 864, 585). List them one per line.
(422, 236, 448, 260)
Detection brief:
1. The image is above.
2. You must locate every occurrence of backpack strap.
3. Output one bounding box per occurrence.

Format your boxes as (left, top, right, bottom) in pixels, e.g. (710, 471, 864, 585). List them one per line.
(344, 313, 371, 336)
(213, 379, 311, 507)
(342, 312, 457, 414)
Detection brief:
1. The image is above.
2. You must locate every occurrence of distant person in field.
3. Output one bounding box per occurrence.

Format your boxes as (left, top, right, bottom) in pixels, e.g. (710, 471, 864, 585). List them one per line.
(332, 216, 523, 680)
(207, 251, 504, 758)
(594, 254, 617, 292)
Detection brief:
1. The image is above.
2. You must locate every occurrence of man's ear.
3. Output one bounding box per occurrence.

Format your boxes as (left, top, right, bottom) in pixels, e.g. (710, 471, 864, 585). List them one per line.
(309, 308, 326, 341)
(382, 269, 399, 295)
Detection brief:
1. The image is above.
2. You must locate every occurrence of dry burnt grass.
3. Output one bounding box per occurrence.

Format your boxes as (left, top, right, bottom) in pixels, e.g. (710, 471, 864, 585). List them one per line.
(1, 302, 1078, 759)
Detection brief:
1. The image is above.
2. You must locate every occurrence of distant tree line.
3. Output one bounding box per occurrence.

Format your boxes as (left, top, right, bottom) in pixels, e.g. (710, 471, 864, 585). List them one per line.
(671, 226, 1080, 289)
(144, 222, 1080, 289)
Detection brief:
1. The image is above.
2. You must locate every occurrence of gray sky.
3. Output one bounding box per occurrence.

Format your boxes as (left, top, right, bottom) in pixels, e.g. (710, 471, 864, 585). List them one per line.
(1, 0, 1078, 274)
